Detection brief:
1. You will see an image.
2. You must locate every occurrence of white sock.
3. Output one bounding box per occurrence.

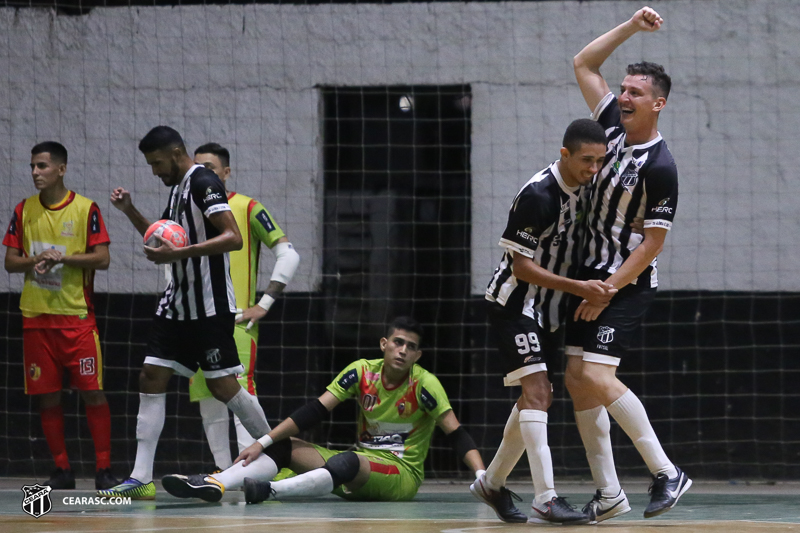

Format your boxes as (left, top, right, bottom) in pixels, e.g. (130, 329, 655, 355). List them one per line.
(519, 409, 556, 506)
(225, 387, 270, 439)
(130, 393, 166, 484)
(574, 405, 620, 497)
(212, 454, 278, 490)
(234, 414, 256, 453)
(484, 405, 524, 491)
(607, 390, 677, 479)
(199, 397, 233, 470)
(272, 468, 334, 499)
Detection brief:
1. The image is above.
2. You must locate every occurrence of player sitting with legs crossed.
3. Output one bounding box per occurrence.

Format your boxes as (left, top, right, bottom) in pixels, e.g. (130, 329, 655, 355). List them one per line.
(566, 6, 691, 523)
(472, 119, 614, 525)
(162, 316, 486, 503)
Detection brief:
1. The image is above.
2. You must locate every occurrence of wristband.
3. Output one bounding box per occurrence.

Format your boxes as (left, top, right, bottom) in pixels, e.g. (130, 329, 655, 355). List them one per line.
(257, 434, 274, 449)
(257, 294, 275, 312)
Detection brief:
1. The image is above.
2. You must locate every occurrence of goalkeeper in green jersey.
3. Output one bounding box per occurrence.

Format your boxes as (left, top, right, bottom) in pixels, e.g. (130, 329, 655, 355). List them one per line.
(162, 316, 485, 503)
(189, 143, 300, 470)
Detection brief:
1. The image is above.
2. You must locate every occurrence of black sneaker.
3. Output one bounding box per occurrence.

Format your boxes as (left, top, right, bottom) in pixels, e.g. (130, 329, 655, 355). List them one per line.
(243, 477, 275, 504)
(44, 468, 76, 490)
(530, 496, 591, 525)
(644, 467, 692, 518)
(162, 474, 225, 502)
(582, 489, 631, 524)
(469, 474, 527, 523)
(95, 468, 121, 490)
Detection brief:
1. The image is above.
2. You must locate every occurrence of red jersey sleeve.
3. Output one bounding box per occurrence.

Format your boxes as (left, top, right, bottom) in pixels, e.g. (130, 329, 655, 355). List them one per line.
(86, 203, 111, 248)
(2, 200, 26, 250)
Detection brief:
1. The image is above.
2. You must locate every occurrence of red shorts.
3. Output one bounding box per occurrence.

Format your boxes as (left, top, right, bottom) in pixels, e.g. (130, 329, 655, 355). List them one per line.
(23, 326, 104, 395)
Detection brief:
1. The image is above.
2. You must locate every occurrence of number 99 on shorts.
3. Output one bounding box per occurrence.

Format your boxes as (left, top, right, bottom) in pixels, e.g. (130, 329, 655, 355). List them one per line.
(515, 333, 541, 354)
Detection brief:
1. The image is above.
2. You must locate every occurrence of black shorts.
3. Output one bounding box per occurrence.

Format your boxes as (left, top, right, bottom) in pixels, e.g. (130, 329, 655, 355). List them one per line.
(144, 314, 243, 378)
(487, 302, 564, 386)
(564, 279, 656, 365)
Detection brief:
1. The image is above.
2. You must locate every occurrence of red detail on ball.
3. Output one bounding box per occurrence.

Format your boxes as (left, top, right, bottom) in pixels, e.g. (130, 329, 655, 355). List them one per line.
(144, 220, 188, 248)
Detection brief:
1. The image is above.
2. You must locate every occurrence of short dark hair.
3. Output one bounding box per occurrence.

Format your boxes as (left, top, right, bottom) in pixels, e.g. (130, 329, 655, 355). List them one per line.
(31, 141, 68, 165)
(562, 118, 607, 154)
(626, 61, 671, 100)
(195, 142, 230, 168)
(138, 126, 186, 154)
(386, 316, 423, 342)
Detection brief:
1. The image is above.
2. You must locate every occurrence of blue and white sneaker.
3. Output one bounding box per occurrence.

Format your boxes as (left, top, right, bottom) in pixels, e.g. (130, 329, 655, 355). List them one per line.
(644, 467, 692, 518)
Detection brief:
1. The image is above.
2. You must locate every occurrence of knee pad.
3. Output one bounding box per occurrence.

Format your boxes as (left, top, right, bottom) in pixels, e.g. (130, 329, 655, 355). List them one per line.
(263, 438, 292, 470)
(323, 451, 360, 488)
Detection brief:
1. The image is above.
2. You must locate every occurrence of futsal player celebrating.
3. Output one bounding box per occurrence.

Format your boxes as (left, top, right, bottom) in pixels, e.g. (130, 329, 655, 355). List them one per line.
(3, 142, 119, 490)
(566, 6, 691, 522)
(472, 120, 614, 525)
(99, 127, 270, 499)
(189, 142, 299, 469)
(161, 317, 486, 504)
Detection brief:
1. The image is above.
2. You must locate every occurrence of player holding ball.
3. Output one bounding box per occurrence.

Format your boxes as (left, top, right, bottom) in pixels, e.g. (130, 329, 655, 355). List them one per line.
(99, 126, 271, 500)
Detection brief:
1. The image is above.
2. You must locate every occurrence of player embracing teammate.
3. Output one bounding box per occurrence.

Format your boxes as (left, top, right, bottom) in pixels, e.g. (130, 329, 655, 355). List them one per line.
(566, 5, 691, 523)
(475, 5, 690, 525)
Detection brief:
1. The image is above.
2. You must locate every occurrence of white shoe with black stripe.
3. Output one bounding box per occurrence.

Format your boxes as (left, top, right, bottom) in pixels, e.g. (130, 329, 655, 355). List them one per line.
(582, 488, 632, 524)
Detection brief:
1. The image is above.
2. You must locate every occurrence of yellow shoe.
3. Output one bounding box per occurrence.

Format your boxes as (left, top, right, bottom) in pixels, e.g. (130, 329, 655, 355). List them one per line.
(97, 478, 156, 500)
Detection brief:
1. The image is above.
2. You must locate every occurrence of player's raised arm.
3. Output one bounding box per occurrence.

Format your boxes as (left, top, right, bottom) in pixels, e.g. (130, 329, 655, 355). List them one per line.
(236, 391, 341, 466)
(573, 6, 663, 112)
(437, 410, 485, 476)
(110, 187, 151, 236)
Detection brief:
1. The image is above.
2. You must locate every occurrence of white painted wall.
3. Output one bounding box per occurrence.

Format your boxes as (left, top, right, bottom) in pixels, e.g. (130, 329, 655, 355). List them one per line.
(1, 1, 798, 295)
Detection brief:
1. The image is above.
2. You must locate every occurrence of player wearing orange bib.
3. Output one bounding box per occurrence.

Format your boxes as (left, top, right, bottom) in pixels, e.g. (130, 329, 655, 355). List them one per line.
(3, 142, 119, 490)
(189, 143, 299, 469)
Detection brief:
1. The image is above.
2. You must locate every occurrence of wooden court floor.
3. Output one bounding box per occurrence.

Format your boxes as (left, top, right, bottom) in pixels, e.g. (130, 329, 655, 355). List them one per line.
(3, 477, 800, 532)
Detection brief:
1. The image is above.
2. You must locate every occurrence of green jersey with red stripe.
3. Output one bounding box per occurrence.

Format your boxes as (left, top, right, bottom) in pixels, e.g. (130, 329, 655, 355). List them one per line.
(326, 358, 452, 480)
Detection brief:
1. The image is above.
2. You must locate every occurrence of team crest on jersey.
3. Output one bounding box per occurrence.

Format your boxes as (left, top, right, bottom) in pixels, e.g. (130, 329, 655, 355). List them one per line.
(21, 484, 52, 518)
(620, 167, 639, 187)
(29, 364, 41, 381)
(61, 220, 74, 237)
(205, 348, 221, 364)
(396, 386, 419, 418)
(597, 326, 615, 344)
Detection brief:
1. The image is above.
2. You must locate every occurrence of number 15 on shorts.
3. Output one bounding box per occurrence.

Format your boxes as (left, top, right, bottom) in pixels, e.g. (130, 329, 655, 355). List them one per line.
(515, 333, 541, 354)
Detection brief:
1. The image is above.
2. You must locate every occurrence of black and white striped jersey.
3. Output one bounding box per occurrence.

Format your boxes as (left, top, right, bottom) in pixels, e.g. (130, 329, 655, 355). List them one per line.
(486, 162, 590, 332)
(584, 92, 679, 288)
(155, 164, 237, 320)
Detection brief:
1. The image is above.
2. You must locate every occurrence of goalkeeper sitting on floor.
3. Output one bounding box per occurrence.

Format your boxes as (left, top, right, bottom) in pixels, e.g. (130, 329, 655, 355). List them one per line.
(162, 316, 485, 503)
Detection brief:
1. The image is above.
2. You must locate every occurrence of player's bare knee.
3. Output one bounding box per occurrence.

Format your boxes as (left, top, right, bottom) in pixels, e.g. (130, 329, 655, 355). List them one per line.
(518, 387, 551, 411)
(206, 376, 239, 403)
(518, 373, 552, 410)
(37, 391, 62, 410)
(323, 451, 361, 488)
(139, 365, 170, 392)
(79, 389, 107, 406)
(564, 368, 583, 396)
